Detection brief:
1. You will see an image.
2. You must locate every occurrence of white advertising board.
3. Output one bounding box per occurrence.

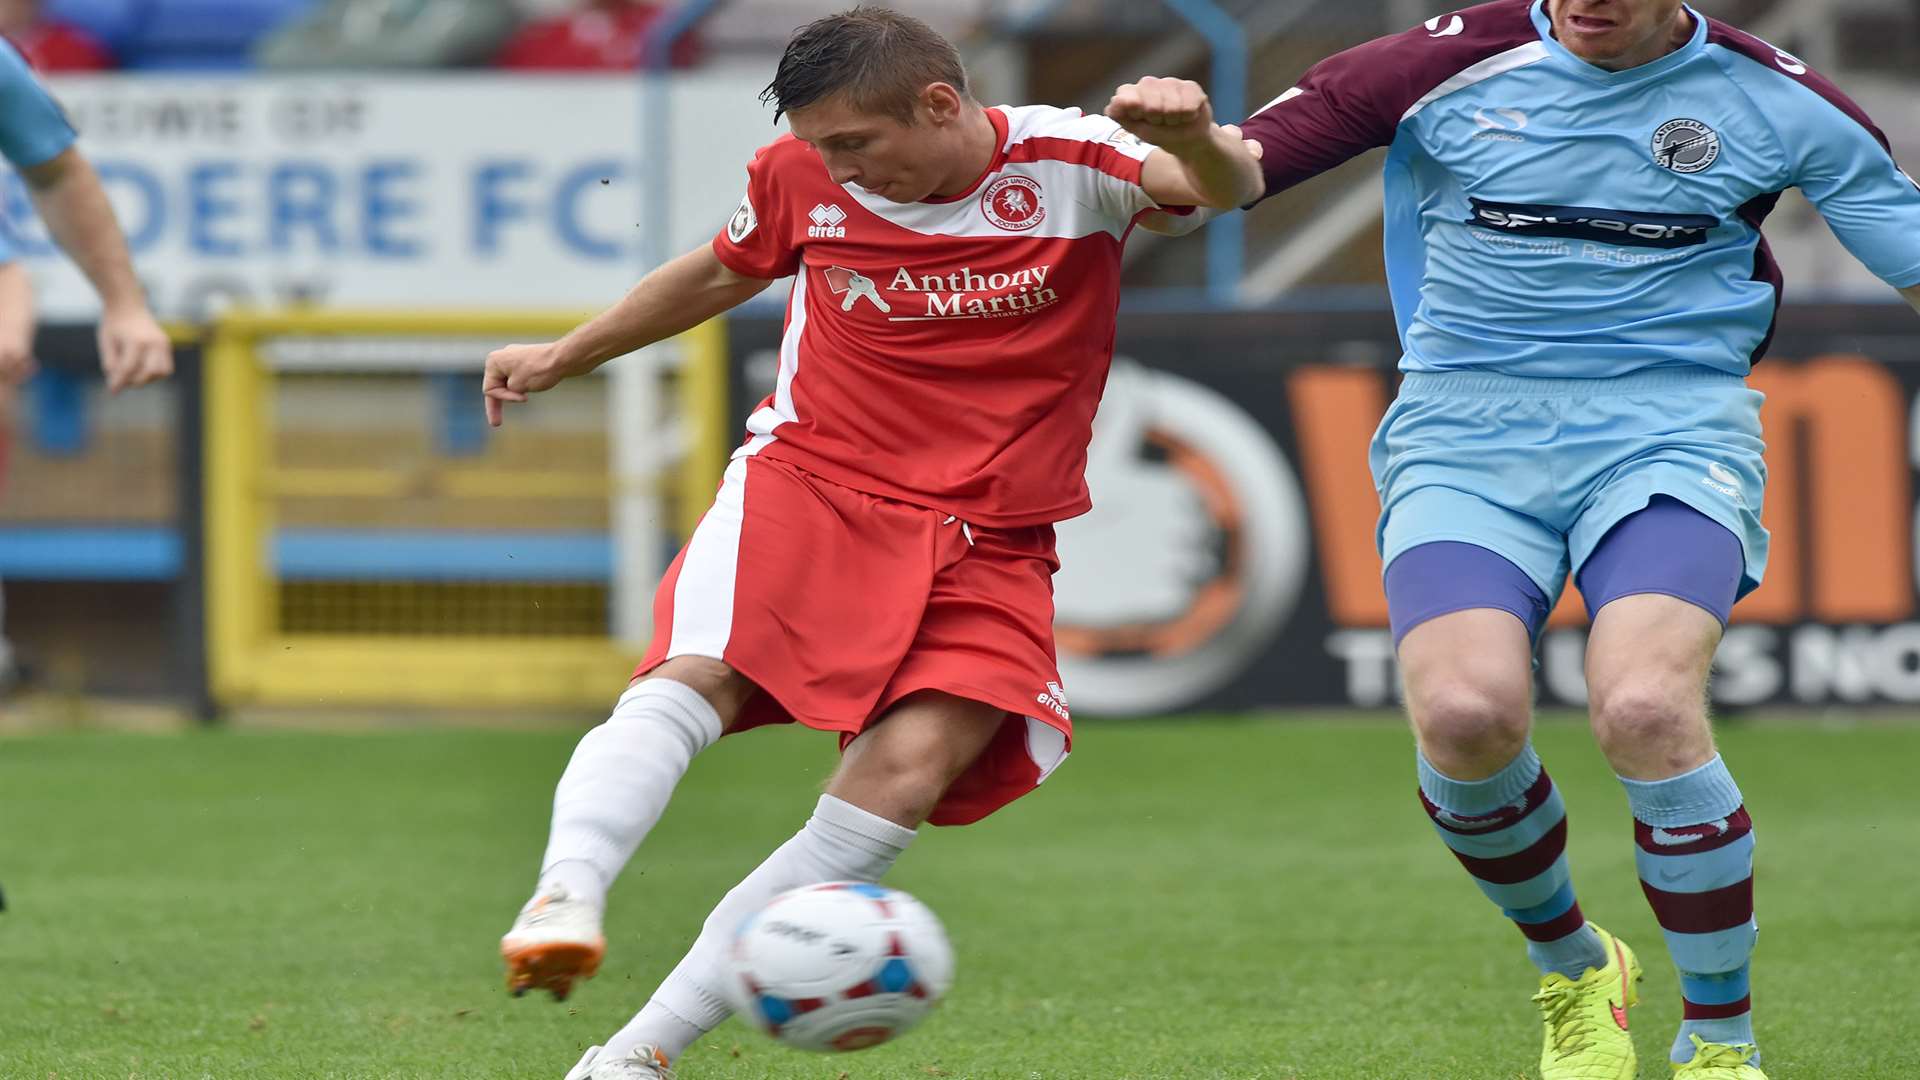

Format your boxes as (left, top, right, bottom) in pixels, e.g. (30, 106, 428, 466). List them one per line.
(3, 71, 781, 320)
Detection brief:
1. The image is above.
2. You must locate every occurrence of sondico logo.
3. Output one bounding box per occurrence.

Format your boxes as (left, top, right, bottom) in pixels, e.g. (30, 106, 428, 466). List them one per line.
(1252, 87, 1304, 116)
(1472, 107, 1528, 143)
(1425, 13, 1465, 37)
(1704, 461, 1745, 503)
(807, 202, 848, 239)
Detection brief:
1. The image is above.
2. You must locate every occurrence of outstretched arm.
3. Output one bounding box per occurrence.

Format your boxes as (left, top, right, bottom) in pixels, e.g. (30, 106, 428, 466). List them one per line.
(1106, 77, 1264, 210)
(483, 243, 772, 426)
(20, 148, 172, 392)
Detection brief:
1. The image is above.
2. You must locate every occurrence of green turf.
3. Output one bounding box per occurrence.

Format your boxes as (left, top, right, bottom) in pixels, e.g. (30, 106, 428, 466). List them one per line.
(3, 716, 1917, 1078)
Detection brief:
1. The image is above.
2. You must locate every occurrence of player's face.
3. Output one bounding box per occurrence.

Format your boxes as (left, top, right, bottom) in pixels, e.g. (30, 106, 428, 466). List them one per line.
(1548, 0, 1690, 69)
(786, 93, 957, 204)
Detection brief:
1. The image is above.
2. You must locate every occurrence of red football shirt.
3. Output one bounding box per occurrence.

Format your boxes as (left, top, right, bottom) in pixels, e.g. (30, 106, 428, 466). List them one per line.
(711, 104, 1172, 527)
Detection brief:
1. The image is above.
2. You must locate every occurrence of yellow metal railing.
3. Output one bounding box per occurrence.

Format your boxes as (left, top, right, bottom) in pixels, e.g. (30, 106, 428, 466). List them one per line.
(203, 309, 729, 710)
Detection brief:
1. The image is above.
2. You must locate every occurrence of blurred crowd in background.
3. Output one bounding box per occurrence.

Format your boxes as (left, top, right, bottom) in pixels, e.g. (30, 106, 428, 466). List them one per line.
(0, 0, 1014, 72)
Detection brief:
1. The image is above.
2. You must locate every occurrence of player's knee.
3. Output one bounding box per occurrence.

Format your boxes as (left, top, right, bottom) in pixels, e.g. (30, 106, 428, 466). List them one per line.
(586, 666, 738, 757)
(634, 656, 756, 727)
(1590, 681, 1701, 755)
(1410, 680, 1530, 762)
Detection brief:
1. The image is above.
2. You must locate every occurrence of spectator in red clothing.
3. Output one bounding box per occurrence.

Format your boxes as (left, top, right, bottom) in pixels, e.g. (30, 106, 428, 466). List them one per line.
(0, 0, 113, 70)
(495, 0, 697, 70)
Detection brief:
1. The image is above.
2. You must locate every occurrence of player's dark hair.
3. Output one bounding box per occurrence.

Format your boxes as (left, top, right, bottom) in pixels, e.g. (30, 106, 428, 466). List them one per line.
(761, 6, 969, 125)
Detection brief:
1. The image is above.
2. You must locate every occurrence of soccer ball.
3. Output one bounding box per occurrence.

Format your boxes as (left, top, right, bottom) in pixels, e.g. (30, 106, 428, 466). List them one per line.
(722, 881, 954, 1053)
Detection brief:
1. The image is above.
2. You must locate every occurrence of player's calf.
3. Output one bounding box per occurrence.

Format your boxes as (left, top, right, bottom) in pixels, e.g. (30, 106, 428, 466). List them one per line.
(1619, 757, 1760, 1069)
(597, 793, 920, 1066)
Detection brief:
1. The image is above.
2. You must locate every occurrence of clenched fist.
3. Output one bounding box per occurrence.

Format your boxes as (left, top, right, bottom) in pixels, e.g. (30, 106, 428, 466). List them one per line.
(1105, 76, 1216, 151)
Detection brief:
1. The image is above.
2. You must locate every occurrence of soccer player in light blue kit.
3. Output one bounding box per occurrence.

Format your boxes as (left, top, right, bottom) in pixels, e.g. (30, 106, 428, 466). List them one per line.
(1230, 1, 1920, 1076)
(0, 39, 170, 389)
(0, 38, 172, 685)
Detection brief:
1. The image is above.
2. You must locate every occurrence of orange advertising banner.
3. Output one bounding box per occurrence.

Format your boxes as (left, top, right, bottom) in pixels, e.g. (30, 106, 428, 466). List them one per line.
(727, 304, 1920, 713)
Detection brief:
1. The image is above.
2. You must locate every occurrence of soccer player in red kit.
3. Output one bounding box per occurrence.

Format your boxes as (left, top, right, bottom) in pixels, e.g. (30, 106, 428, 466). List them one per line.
(485, 8, 1262, 1077)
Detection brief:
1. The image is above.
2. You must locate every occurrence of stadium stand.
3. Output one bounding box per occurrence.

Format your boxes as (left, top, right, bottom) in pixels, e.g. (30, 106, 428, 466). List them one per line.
(494, 1, 697, 70)
(255, 0, 518, 70)
(41, 0, 314, 69)
(0, 0, 115, 71)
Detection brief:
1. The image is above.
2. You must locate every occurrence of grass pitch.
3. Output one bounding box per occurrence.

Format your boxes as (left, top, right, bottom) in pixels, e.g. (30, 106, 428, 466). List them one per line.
(3, 715, 1916, 1079)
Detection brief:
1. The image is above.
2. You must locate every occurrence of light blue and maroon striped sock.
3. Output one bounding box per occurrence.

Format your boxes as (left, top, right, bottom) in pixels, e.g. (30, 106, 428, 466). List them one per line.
(1620, 756, 1758, 1065)
(1418, 745, 1607, 979)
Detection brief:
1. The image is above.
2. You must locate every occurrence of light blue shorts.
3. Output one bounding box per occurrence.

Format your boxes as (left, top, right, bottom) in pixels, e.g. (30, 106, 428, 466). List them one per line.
(1369, 367, 1769, 604)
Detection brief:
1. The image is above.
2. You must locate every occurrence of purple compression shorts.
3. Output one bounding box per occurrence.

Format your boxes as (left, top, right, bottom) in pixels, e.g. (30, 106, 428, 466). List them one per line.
(1385, 496, 1744, 644)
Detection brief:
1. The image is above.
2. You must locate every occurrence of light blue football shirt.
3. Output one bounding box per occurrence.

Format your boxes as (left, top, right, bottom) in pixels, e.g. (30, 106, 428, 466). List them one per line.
(0, 38, 80, 262)
(1242, 0, 1920, 377)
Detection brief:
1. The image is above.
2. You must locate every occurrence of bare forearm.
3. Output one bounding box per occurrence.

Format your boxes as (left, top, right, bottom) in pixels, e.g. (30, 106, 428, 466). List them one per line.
(0, 262, 34, 382)
(0, 263, 32, 345)
(22, 150, 146, 313)
(553, 245, 771, 375)
(1162, 125, 1265, 209)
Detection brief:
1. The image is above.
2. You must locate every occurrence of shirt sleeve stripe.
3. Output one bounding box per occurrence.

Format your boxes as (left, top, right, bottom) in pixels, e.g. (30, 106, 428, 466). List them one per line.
(1003, 136, 1145, 186)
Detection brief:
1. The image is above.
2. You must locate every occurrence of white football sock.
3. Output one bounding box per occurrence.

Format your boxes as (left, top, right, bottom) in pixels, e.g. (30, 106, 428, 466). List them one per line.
(534, 678, 723, 908)
(603, 794, 917, 1062)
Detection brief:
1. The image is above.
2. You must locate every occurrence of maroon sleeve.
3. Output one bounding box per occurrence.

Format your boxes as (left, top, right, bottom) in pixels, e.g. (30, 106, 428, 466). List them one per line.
(1239, 0, 1538, 200)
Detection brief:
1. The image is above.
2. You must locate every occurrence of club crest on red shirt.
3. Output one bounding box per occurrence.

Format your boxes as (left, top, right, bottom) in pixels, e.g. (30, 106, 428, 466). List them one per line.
(981, 176, 1046, 231)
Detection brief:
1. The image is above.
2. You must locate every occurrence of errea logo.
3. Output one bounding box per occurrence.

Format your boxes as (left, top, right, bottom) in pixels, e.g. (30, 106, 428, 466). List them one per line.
(807, 203, 848, 239)
(1036, 680, 1070, 721)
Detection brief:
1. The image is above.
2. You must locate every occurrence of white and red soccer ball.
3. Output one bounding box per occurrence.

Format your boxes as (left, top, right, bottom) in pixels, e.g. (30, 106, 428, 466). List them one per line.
(722, 882, 954, 1053)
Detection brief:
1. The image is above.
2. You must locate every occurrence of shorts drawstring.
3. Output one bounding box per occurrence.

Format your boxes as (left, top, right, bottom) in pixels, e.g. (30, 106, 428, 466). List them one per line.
(941, 515, 976, 546)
